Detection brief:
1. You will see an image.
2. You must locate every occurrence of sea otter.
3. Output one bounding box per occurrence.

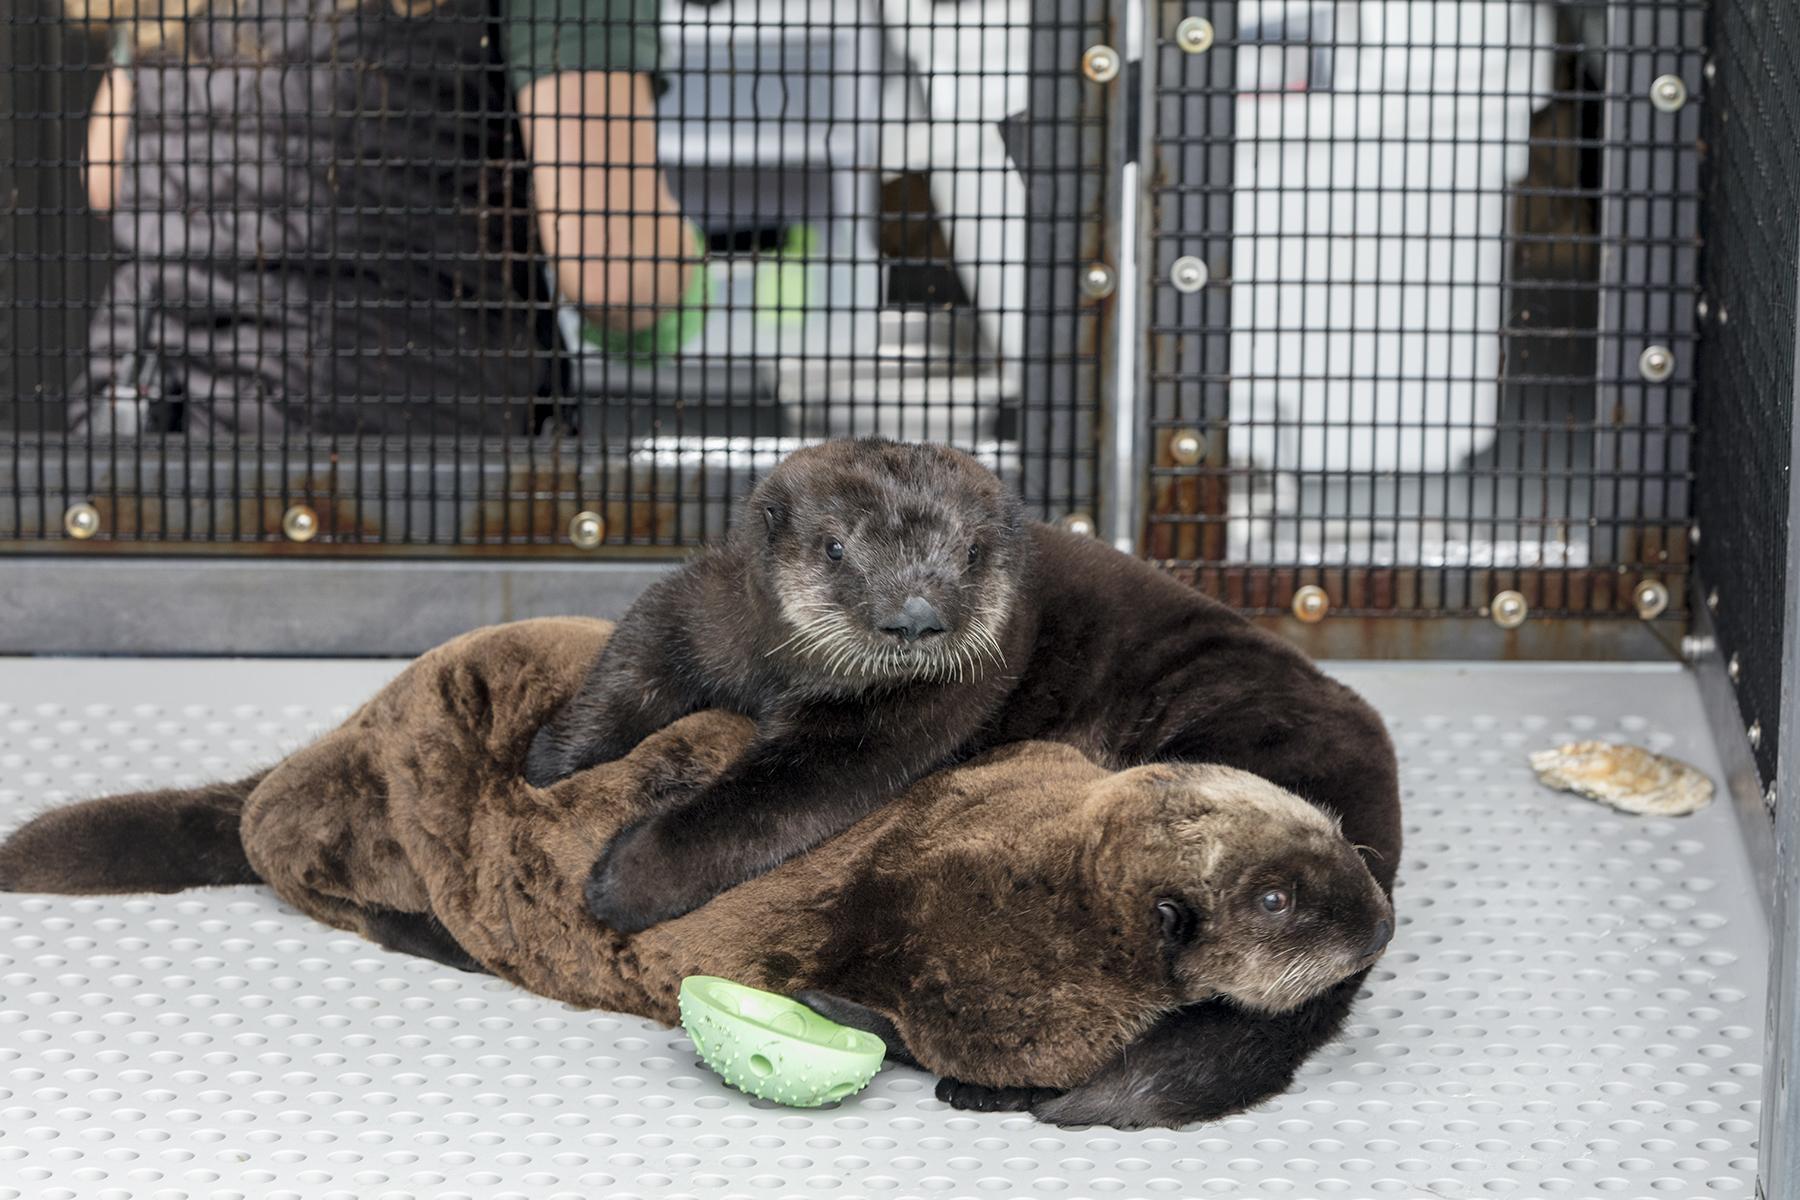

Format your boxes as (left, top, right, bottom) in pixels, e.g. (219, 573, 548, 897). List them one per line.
(0, 611, 1394, 1127)
(527, 437, 1401, 1127)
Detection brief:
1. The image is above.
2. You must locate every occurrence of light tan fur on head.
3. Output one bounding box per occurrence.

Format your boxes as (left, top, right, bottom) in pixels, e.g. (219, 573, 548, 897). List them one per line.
(1083, 762, 1393, 1016)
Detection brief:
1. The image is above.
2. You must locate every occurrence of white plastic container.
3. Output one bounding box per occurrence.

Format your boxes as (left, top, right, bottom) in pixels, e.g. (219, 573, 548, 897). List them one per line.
(1229, 0, 1556, 476)
(879, 0, 1030, 370)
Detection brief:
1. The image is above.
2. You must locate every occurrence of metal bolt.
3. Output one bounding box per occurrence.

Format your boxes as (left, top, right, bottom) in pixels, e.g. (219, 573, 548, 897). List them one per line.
(1171, 256, 1209, 294)
(1718, 304, 1730, 325)
(1688, 523, 1701, 547)
(1081, 263, 1116, 299)
(1703, 59, 1716, 84)
(1765, 781, 1778, 815)
(1638, 344, 1675, 382)
(1169, 429, 1206, 465)
(568, 510, 606, 549)
(1490, 590, 1528, 630)
(63, 501, 101, 540)
(1728, 652, 1742, 683)
(281, 504, 319, 543)
(1292, 585, 1330, 624)
(1696, 297, 1710, 321)
(1632, 579, 1670, 620)
(1748, 720, 1762, 751)
(1679, 634, 1715, 662)
(1650, 74, 1688, 112)
(1059, 512, 1098, 538)
(1707, 586, 1721, 613)
(1081, 44, 1120, 83)
(1174, 16, 1215, 53)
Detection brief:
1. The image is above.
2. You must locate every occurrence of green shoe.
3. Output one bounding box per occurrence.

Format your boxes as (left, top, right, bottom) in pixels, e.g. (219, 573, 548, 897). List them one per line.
(581, 229, 714, 361)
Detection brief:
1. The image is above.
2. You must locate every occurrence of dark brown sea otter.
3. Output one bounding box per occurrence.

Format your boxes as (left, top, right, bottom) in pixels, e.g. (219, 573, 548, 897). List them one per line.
(527, 436, 1401, 1127)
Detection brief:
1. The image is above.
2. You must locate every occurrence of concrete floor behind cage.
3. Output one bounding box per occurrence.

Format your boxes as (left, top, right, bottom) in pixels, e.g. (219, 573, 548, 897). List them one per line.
(0, 656, 1768, 1199)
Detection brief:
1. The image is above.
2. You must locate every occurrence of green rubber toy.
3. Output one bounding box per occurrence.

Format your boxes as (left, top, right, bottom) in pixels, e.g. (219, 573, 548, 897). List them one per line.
(678, 976, 886, 1108)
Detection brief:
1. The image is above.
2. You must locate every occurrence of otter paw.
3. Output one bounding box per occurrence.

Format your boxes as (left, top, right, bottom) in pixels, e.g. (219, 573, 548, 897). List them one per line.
(934, 1078, 1063, 1114)
(583, 820, 720, 933)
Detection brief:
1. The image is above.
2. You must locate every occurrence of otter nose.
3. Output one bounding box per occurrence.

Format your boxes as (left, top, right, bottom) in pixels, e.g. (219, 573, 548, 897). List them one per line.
(1361, 918, 1393, 959)
(880, 596, 947, 643)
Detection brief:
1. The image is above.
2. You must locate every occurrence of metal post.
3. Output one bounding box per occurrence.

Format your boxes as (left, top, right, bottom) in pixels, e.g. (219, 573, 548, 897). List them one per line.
(1590, 0, 1705, 567)
(1762, 247, 1800, 1200)
(1102, 0, 1149, 553)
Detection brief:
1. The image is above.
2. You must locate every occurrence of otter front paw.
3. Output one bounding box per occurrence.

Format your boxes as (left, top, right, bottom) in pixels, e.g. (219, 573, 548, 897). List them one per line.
(584, 818, 727, 933)
(934, 1078, 1064, 1114)
(523, 725, 576, 789)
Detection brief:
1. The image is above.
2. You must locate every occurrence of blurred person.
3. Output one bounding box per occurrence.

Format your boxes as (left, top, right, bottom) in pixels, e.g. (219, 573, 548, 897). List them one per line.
(67, 0, 707, 437)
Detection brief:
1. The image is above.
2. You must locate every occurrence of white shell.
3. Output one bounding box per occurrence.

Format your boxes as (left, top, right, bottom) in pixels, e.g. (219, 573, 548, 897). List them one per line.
(1529, 740, 1714, 816)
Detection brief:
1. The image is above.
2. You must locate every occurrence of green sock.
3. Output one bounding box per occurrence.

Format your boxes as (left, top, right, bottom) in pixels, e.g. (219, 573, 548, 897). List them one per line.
(581, 229, 713, 361)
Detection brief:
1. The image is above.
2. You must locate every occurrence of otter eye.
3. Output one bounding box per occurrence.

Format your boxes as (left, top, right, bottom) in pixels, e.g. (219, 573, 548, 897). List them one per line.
(1259, 889, 1292, 915)
(967, 544, 981, 564)
(826, 539, 845, 561)
(1156, 899, 1197, 945)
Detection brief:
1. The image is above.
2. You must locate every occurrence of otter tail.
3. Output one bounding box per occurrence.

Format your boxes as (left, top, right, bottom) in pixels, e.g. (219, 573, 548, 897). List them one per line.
(0, 771, 269, 894)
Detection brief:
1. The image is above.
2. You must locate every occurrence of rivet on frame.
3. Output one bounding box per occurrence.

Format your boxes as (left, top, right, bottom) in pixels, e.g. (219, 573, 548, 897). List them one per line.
(569, 510, 607, 549)
(1649, 74, 1688, 112)
(1080, 44, 1120, 83)
(1707, 586, 1720, 613)
(63, 501, 101, 540)
(1748, 720, 1762, 751)
(1169, 429, 1206, 465)
(281, 504, 319, 543)
(1292, 585, 1330, 624)
(1489, 590, 1528, 630)
(1081, 263, 1116, 298)
(1638, 345, 1675, 382)
(1171, 256, 1209, 294)
(1728, 652, 1741, 684)
(1632, 579, 1669, 620)
(1059, 512, 1098, 538)
(1174, 16, 1215, 53)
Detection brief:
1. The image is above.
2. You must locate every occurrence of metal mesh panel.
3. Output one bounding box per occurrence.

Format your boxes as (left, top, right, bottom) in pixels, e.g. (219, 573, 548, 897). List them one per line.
(2, 0, 1108, 550)
(0, 0, 1714, 629)
(1694, 0, 1799, 787)
(1146, 0, 1702, 622)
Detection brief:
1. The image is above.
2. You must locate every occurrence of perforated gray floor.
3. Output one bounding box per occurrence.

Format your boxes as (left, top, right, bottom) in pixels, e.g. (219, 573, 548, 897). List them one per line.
(0, 658, 1768, 1200)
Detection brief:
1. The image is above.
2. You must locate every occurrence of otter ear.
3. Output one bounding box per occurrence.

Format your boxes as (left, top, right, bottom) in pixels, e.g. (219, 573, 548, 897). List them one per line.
(763, 503, 785, 537)
(1156, 897, 1202, 946)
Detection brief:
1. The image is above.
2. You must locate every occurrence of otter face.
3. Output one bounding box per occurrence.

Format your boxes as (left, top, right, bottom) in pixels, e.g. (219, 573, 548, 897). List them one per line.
(747, 439, 1025, 686)
(1099, 765, 1394, 1016)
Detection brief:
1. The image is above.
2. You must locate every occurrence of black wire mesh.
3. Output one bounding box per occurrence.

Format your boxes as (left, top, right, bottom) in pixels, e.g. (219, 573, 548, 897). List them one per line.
(1695, 0, 1799, 785)
(0, 0, 1713, 625)
(1, 0, 1107, 550)
(1147, 0, 1702, 621)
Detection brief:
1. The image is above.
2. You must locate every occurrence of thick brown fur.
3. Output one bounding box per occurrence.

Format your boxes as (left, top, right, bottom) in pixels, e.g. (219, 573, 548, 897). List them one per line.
(0, 618, 1392, 1125)
(522, 439, 1402, 1126)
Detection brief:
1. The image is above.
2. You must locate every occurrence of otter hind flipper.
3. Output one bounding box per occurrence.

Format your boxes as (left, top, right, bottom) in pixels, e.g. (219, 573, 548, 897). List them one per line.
(363, 908, 490, 974)
(0, 771, 268, 895)
(794, 990, 922, 1069)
